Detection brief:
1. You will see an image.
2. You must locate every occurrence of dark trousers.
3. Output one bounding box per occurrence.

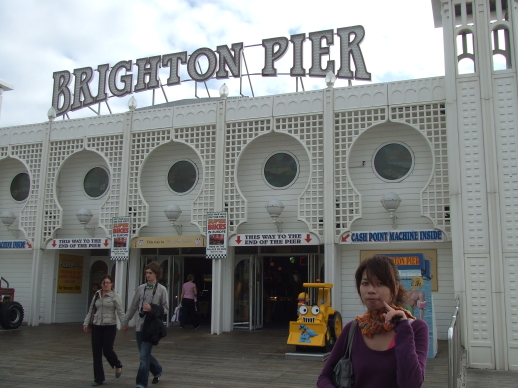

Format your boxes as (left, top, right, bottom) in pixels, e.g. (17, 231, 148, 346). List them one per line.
(91, 324, 122, 383)
(180, 298, 199, 327)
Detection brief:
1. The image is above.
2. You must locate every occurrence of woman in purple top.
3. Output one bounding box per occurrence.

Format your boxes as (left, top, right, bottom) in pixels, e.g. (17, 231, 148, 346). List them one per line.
(317, 255, 428, 388)
(180, 273, 200, 329)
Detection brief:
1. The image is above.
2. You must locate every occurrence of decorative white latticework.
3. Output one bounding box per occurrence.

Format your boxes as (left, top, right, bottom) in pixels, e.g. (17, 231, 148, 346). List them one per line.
(175, 125, 216, 234)
(334, 108, 387, 237)
(129, 130, 171, 236)
(86, 135, 124, 233)
(390, 104, 450, 235)
(44, 139, 84, 241)
(10, 143, 43, 243)
(225, 120, 271, 235)
(276, 115, 324, 237)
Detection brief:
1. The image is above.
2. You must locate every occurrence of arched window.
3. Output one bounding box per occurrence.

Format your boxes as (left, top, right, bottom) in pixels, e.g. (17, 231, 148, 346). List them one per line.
(457, 30, 476, 74)
(492, 26, 512, 70)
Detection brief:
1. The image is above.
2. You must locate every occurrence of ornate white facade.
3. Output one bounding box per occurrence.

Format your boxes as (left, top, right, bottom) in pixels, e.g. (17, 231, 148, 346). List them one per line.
(1, 0, 517, 371)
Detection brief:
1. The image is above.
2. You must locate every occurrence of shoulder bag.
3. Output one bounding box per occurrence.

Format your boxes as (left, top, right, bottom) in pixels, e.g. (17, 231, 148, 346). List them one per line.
(332, 320, 357, 388)
(88, 292, 100, 328)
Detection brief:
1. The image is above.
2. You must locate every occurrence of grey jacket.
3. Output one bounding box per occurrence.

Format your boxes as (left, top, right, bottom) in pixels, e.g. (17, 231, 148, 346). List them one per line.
(122, 283, 168, 331)
(83, 290, 125, 327)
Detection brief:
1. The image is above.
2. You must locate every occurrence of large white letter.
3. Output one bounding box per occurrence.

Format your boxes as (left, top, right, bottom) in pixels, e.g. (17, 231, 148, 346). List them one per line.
(262, 37, 289, 76)
(52, 70, 71, 116)
(337, 26, 371, 80)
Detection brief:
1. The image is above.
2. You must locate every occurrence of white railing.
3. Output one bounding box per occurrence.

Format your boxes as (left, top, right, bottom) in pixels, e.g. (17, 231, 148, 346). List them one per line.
(448, 295, 465, 388)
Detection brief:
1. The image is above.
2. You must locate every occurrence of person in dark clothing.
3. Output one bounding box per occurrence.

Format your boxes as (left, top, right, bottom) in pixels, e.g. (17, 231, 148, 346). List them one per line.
(179, 273, 199, 329)
(317, 255, 428, 388)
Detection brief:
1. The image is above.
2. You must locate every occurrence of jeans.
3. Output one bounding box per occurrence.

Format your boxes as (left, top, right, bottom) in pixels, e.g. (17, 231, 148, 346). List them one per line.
(135, 331, 162, 388)
(91, 324, 122, 383)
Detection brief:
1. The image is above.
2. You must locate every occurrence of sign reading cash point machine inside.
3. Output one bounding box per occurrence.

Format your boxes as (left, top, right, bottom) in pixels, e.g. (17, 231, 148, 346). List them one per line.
(52, 26, 370, 116)
(341, 230, 445, 244)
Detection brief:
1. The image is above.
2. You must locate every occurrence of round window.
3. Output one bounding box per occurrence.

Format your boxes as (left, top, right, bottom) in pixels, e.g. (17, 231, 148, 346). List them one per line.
(10, 172, 30, 202)
(167, 160, 198, 194)
(263, 152, 299, 189)
(373, 143, 414, 182)
(83, 167, 110, 198)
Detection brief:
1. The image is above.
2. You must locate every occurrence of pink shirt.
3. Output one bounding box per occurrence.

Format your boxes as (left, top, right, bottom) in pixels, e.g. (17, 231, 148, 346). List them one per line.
(182, 281, 196, 299)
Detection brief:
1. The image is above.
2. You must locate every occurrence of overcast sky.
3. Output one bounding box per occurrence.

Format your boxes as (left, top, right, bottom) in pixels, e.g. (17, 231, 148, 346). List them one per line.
(0, 0, 444, 128)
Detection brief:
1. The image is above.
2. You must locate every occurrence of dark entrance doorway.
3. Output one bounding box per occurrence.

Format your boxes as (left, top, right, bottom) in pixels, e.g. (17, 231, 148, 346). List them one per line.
(262, 255, 316, 329)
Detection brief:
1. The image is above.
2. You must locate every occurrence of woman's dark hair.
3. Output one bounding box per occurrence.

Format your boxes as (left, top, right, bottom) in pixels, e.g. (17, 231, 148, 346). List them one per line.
(355, 255, 407, 306)
(187, 273, 194, 281)
(100, 274, 114, 289)
(145, 261, 163, 281)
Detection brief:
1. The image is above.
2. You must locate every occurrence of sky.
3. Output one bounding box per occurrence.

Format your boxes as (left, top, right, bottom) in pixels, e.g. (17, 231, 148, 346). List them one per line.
(0, 0, 445, 128)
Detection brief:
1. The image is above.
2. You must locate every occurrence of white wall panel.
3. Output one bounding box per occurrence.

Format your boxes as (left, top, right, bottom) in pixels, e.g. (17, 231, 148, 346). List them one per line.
(236, 131, 310, 234)
(465, 254, 494, 368)
(226, 96, 273, 121)
(273, 90, 324, 117)
(50, 114, 125, 140)
(504, 256, 518, 369)
(458, 79, 489, 252)
(348, 122, 434, 231)
(334, 83, 388, 111)
(493, 75, 518, 250)
(0, 122, 46, 145)
(140, 141, 203, 236)
(133, 107, 173, 131)
(0, 251, 33, 324)
(173, 101, 217, 127)
(55, 150, 110, 239)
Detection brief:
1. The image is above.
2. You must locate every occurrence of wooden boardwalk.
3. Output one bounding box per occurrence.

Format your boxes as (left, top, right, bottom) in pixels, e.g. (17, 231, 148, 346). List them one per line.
(0, 322, 459, 388)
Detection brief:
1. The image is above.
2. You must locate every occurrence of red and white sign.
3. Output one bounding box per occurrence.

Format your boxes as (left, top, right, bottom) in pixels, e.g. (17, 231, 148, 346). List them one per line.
(111, 216, 131, 260)
(46, 238, 111, 249)
(206, 212, 228, 259)
(229, 232, 319, 246)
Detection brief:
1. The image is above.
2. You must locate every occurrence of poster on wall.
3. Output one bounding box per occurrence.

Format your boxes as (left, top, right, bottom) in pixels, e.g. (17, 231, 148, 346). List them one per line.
(110, 216, 131, 260)
(57, 254, 83, 293)
(206, 212, 227, 259)
(385, 253, 438, 359)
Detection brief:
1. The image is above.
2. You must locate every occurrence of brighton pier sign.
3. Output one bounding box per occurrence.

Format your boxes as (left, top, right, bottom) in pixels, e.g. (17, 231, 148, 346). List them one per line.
(52, 26, 371, 117)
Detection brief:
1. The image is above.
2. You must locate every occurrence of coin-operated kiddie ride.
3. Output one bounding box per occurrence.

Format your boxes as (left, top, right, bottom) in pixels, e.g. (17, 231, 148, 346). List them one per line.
(287, 283, 342, 352)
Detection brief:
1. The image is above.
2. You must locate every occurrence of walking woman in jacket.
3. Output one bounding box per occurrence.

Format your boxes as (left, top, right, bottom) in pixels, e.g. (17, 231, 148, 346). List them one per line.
(122, 261, 168, 388)
(83, 274, 125, 386)
(317, 255, 428, 388)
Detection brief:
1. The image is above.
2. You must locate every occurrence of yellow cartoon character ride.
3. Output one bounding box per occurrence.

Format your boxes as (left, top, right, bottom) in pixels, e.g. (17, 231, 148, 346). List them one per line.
(287, 282, 342, 351)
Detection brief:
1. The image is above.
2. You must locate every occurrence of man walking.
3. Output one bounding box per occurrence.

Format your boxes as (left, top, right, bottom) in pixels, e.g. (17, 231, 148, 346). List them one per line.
(123, 262, 168, 388)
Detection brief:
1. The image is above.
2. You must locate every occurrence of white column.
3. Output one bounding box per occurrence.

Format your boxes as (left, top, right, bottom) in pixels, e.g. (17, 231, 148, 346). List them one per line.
(114, 109, 134, 304)
(322, 76, 340, 306)
(211, 94, 227, 334)
(29, 117, 52, 325)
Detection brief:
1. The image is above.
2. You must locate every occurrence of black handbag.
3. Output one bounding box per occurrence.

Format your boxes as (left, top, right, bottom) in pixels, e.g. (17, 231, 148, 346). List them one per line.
(333, 320, 357, 388)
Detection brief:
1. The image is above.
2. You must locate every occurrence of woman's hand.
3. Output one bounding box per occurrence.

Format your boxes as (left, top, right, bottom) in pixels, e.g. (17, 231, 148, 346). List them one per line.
(383, 301, 407, 326)
(142, 303, 152, 312)
(83, 325, 89, 333)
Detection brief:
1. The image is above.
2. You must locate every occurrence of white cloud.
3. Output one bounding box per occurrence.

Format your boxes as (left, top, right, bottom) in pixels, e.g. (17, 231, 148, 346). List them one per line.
(0, 0, 444, 128)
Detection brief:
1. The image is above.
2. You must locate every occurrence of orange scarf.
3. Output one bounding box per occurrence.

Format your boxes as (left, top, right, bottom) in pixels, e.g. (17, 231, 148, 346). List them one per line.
(356, 306, 415, 338)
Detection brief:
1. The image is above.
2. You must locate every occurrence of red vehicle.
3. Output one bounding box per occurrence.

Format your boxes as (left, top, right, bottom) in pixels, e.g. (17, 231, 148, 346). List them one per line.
(0, 277, 24, 330)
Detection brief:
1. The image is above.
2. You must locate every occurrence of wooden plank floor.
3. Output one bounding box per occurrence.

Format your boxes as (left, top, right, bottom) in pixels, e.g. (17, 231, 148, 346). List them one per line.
(2, 323, 451, 388)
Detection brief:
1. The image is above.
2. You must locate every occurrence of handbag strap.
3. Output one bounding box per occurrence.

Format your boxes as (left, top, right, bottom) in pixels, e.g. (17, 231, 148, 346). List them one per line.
(341, 319, 357, 360)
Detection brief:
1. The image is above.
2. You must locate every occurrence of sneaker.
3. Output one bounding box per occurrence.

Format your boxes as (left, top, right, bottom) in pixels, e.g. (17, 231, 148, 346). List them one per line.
(152, 371, 162, 384)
